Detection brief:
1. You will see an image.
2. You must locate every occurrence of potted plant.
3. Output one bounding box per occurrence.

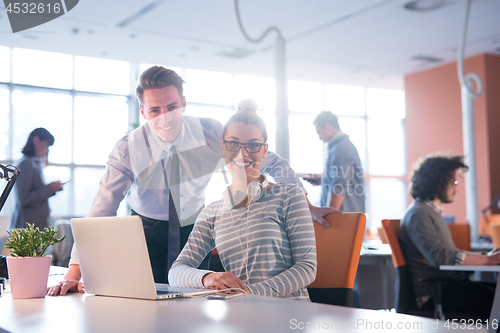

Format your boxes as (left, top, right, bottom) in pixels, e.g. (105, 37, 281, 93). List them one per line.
(4, 223, 65, 299)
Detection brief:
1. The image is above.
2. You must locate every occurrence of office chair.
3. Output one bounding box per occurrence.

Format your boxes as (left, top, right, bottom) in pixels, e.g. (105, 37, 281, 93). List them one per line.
(308, 213, 366, 307)
(380, 219, 423, 315)
(378, 227, 388, 244)
(381, 219, 473, 320)
(479, 214, 500, 238)
(489, 222, 500, 248)
(447, 223, 472, 251)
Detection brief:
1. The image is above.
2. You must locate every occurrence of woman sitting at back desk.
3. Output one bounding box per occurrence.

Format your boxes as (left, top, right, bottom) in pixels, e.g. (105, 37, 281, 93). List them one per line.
(168, 112, 317, 300)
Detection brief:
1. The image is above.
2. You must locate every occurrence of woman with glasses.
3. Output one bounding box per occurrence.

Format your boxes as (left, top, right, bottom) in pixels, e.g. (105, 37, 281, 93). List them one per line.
(168, 111, 317, 300)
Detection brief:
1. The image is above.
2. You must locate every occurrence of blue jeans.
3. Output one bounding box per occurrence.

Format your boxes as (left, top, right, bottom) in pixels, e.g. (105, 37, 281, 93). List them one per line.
(131, 210, 211, 283)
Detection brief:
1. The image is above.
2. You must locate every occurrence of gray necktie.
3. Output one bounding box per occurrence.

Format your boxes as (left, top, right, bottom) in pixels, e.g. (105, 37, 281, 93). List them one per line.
(167, 145, 181, 271)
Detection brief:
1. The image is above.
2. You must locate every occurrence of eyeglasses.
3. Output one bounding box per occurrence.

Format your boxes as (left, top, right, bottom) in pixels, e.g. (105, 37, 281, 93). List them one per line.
(223, 140, 265, 153)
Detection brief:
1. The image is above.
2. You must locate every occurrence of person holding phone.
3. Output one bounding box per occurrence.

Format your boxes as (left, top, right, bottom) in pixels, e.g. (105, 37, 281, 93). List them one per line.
(168, 112, 317, 300)
(9, 128, 63, 229)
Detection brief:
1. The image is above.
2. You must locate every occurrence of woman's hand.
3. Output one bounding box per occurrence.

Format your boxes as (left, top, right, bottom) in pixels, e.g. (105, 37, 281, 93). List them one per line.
(202, 272, 247, 291)
(46, 279, 85, 296)
(49, 181, 63, 193)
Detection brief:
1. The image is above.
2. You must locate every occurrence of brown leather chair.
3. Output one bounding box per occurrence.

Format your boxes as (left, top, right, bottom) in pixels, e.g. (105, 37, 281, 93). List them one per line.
(308, 213, 366, 307)
(447, 223, 471, 251)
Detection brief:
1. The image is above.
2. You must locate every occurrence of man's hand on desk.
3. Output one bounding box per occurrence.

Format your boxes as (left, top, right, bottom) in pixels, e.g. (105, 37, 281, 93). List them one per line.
(202, 272, 250, 294)
(485, 248, 500, 265)
(46, 279, 85, 296)
(463, 248, 500, 266)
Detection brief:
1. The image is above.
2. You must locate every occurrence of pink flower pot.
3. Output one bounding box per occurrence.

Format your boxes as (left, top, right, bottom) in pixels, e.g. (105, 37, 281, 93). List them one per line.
(7, 256, 51, 299)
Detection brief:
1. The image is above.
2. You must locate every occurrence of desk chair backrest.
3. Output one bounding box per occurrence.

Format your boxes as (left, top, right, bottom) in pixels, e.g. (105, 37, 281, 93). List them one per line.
(381, 219, 405, 268)
(489, 222, 500, 248)
(380, 219, 417, 314)
(480, 214, 500, 237)
(447, 223, 471, 251)
(378, 227, 388, 244)
(308, 213, 366, 307)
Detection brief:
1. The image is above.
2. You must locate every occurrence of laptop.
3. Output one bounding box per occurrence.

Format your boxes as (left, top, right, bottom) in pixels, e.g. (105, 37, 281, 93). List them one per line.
(71, 215, 217, 300)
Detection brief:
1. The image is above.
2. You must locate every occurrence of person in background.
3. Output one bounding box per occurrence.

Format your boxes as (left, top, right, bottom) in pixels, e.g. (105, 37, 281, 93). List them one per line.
(47, 66, 334, 296)
(169, 111, 317, 300)
(399, 152, 499, 320)
(303, 111, 365, 213)
(9, 128, 63, 230)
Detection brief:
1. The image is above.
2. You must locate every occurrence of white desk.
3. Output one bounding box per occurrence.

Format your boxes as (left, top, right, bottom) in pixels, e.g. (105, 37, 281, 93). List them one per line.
(0, 290, 484, 332)
(440, 265, 500, 333)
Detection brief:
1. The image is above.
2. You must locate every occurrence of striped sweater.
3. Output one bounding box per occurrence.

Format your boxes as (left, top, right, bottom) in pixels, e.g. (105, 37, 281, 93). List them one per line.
(168, 183, 317, 301)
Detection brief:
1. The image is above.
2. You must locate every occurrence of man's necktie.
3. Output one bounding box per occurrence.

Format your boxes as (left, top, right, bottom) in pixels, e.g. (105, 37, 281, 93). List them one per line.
(167, 145, 181, 272)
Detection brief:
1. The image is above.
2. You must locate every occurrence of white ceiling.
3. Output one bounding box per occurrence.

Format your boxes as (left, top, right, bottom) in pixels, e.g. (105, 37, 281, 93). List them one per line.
(1, 0, 499, 90)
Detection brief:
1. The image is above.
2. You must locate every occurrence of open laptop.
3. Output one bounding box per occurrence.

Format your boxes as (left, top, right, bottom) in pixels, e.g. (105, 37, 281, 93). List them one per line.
(71, 215, 217, 300)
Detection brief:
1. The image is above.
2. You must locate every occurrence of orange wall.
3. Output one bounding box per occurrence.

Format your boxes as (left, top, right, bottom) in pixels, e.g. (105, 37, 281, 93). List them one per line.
(404, 54, 500, 222)
(484, 55, 500, 214)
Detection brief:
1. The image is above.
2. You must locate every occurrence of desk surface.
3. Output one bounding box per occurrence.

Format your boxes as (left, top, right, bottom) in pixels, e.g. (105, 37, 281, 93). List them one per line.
(360, 243, 392, 256)
(0, 291, 483, 333)
(440, 265, 499, 333)
(440, 265, 500, 272)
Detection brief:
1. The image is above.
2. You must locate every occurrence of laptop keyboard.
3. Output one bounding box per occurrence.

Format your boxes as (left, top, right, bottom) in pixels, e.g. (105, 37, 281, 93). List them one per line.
(156, 290, 178, 295)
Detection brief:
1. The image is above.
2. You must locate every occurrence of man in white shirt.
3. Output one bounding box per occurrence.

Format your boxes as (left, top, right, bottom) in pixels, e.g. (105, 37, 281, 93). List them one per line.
(48, 66, 336, 295)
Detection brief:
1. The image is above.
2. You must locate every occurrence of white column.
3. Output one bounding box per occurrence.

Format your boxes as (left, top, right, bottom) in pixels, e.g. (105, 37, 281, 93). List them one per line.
(274, 36, 289, 161)
(461, 83, 479, 241)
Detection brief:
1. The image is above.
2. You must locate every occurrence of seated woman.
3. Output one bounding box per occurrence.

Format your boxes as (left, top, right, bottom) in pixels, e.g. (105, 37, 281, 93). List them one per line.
(168, 112, 317, 300)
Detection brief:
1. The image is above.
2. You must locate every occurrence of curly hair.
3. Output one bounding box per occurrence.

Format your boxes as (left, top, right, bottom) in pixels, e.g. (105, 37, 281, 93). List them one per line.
(409, 152, 468, 201)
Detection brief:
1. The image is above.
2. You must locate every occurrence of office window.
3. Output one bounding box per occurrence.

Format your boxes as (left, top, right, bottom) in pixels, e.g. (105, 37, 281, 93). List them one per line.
(0, 46, 10, 82)
(11, 88, 72, 163)
(0, 86, 9, 160)
(75, 56, 130, 95)
(184, 69, 232, 106)
(234, 75, 275, 110)
(367, 119, 405, 176)
(288, 80, 323, 113)
(324, 84, 365, 116)
(186, 104, 232, 126)
(289, 113, 323, 174)
(368, 177, 407, 229)
(45, 166, 71, 216)
(73, 167, 127, 216)
(289, 83, 407, 231)
(367, 88, 405, 119)
(12, 48, 73, 90)
(73, 95, 129, 165)
(256, 110, 276, 153)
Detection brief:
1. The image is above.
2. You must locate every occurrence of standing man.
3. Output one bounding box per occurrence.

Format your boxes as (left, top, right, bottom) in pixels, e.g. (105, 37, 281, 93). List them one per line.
(304, 111, 365, 213)
(399, 153, 499, 319)
(48, 66, 336, 295)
